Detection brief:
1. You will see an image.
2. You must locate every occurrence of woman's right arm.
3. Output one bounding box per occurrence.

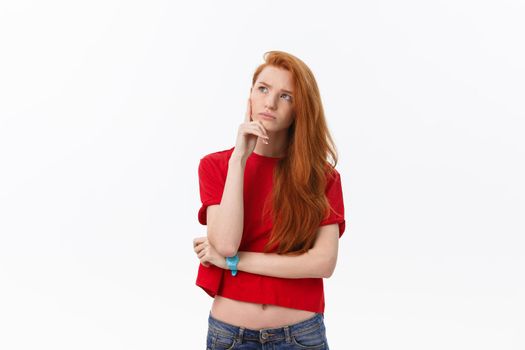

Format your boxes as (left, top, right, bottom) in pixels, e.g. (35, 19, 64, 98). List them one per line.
(206, 98, 268, 257)
(206, 154, 246, 257)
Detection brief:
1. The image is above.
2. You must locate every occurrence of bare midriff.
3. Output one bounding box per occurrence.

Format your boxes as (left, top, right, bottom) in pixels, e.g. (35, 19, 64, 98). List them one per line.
(211, 295, 316, 330)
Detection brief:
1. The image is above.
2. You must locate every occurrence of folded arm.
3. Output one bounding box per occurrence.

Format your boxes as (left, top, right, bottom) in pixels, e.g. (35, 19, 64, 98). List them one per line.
(236, 223, 340, 279)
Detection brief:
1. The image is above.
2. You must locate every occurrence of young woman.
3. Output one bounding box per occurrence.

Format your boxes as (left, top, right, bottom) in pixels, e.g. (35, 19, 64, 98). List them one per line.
(193, 51, 346, 350)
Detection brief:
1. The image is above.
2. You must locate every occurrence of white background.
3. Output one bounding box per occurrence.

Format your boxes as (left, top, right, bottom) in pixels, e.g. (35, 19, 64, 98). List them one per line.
(1, 1, 524, 349)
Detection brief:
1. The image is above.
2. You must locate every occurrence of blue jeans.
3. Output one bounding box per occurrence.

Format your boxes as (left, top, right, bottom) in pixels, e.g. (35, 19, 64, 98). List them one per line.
(206, 311, 330, 350)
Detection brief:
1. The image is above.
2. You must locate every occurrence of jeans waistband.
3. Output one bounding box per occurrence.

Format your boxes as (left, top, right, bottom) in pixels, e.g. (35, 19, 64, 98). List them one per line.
(208, 311, 324, 344)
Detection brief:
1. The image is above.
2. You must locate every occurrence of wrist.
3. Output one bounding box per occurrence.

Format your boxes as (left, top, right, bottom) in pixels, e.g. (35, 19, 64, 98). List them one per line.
(214, 255, 228, 270)
(229, 152, 248, 165)
(225, 253, 240, 276)
(235, 251, 244, 271)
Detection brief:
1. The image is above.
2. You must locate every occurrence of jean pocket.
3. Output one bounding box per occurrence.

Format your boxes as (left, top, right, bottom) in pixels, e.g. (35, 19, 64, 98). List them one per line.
(210, 330, 237, 350)
(291, 326, 326, 349)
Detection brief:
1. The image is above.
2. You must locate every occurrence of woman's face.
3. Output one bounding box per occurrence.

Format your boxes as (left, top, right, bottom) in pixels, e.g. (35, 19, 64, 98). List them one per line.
(250, 65, 295, 132)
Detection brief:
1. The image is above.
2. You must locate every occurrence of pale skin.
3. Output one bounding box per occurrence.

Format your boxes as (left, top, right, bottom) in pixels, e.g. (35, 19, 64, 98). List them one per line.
(192, 66, 340, 329)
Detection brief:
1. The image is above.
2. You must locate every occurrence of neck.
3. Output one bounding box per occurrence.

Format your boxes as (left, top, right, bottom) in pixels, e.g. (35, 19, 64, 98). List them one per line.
(253, 129, 288, 158)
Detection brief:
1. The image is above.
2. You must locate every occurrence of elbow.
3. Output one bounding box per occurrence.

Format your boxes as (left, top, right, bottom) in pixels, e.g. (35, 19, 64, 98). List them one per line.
(207, 228, 238, 257)
(210, 237, 238, 257)
(216, 245, 238, 258)
(322, 258, 337, 278)
(309, 249, 337, 278)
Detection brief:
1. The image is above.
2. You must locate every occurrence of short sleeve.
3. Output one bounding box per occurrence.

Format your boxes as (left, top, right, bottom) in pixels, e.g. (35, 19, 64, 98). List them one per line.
(319, 169, 346, 238)
(197, 157, 226, 225)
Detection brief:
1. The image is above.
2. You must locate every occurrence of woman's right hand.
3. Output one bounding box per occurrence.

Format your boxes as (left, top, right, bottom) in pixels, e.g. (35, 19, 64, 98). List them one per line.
(231, 98, 270, 160)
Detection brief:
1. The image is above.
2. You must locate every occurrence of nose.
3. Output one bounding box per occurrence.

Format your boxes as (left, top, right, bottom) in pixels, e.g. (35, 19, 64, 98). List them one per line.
(264, 93, 278, 110)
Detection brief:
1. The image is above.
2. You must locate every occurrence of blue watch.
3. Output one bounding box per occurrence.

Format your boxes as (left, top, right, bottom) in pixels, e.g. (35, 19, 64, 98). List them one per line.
(225, 254, 239, 276)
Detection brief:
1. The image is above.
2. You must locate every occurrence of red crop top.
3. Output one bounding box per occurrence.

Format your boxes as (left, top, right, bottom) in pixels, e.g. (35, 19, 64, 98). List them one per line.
(195, 146, 346, 314)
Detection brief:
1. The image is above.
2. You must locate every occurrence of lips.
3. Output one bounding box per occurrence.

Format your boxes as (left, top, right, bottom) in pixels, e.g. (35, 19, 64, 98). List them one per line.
(259, 112, 276, 119)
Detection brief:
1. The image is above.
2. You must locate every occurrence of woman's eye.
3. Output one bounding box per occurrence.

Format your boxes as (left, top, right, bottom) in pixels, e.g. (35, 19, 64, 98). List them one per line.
(281, 94, 292, 102)
(258, 86, 292, 102)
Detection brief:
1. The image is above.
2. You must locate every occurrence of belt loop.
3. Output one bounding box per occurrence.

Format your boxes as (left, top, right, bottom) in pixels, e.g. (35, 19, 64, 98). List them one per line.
(284, 325, 291, 343)
(238, 327, 245, 344)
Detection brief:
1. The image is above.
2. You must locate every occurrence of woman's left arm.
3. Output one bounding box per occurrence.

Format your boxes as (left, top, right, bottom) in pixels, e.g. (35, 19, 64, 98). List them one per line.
(193, 223, 340, 279)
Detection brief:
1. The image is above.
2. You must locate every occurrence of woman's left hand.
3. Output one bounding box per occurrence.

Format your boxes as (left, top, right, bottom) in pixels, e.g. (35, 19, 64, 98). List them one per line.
(193, 236, 228, 269)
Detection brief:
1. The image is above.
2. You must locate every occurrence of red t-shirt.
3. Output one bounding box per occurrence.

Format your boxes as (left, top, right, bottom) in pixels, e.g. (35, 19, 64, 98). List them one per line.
(195, 146, 346, 314)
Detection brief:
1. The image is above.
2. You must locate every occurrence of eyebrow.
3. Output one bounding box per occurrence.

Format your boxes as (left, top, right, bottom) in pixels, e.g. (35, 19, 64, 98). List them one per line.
(258, 81, 294, 95)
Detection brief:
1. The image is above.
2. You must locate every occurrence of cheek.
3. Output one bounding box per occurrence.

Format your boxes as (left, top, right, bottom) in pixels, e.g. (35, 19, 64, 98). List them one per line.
(250, 93, 261, 105)
(281, 110, 295, 126)
(283, 105, 294, 119)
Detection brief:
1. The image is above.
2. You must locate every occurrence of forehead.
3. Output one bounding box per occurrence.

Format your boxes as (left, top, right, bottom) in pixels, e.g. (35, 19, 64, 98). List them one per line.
(256, 66, 294, 91)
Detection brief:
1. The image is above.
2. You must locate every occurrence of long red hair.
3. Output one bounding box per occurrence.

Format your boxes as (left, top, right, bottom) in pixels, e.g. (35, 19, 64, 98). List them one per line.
(253, 51, 339, 256)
